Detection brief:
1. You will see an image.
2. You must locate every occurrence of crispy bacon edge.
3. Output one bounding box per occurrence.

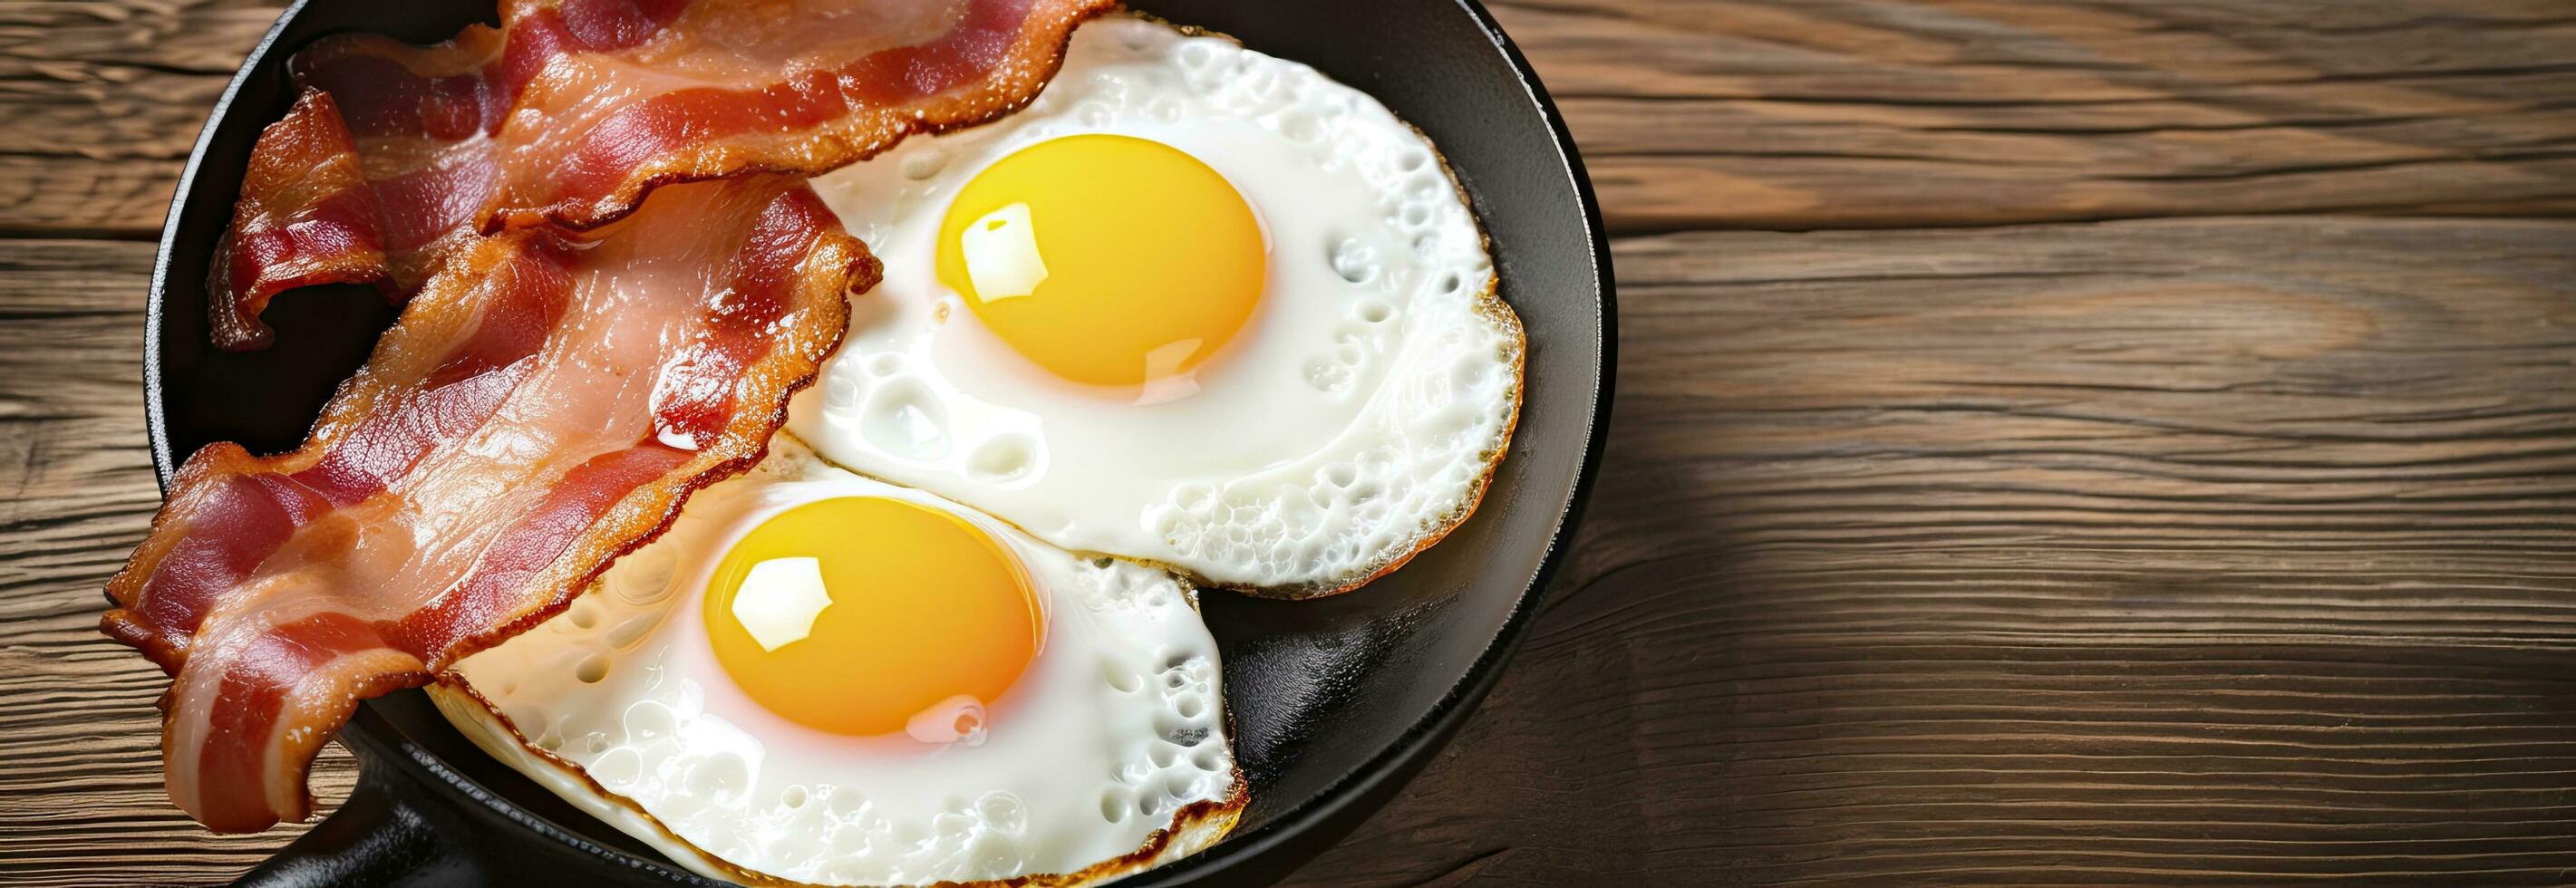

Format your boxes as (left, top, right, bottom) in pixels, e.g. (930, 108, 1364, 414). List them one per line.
(490, 0, 1119, 234)
(203, 91, 392, 352)
(205, 0, 1116, 352)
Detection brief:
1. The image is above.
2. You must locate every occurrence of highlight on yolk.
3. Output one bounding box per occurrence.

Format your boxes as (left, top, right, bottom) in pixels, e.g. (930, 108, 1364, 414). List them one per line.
(936, 133, 1266, 388)
(702, 497, 1041, 738)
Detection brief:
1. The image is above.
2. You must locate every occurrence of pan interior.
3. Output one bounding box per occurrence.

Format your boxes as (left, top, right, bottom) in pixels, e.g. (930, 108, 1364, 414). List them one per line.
(144, 0, 1608, 878)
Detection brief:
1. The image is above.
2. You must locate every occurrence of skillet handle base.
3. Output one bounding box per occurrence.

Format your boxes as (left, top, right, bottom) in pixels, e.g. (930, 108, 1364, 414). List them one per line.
(228, 694, 667, 888)
(233, 741, 547, 887)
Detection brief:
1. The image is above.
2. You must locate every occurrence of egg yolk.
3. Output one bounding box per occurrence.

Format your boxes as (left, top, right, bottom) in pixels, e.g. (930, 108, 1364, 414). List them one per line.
(935, 134, 1266, 388)
(702, 497, 1041, 738)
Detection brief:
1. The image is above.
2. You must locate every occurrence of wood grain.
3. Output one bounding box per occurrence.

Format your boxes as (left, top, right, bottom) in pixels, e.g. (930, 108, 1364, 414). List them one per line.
(1, 1, 2572, 885)
(0, 0, 290, 237)
(1501, 0, 2576, 231)
(0, 240, 358, 888)
(1284, 217, 2576, 884)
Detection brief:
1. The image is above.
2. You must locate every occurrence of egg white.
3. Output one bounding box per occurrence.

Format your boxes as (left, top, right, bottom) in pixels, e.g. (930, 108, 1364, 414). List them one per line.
(794, 14, 1525, 596)
(432, 439, 1242, 886)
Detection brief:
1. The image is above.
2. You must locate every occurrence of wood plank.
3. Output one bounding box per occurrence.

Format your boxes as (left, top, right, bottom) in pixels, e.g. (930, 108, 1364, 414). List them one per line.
(0, 0, 286, 236)
(1286, 216, 2576, 884)
(1498, 0, 2576, 230)
(5, 0, 2576, 236)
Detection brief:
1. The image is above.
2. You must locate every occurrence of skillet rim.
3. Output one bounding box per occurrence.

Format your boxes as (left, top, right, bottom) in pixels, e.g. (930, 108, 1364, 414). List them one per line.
(140, 0, 1616, 882)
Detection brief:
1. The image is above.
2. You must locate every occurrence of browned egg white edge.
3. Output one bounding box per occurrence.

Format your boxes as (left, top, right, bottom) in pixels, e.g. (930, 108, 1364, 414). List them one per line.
(1108, 12, 1530, 602)
(431, 423, 1249, 886)
(427, 578, 1250, 888)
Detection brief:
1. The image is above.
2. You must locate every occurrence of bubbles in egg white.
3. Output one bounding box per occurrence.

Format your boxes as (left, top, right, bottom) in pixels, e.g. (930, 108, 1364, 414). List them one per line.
(433, 441, 1240, 886)
(796, 15, 1524, 595)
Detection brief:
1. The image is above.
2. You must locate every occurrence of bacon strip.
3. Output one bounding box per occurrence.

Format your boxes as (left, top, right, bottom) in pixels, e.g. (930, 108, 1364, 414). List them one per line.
(113, 179, 872, 831)
(208, 0, 1112, 352)
(129, 0, 1114, 832)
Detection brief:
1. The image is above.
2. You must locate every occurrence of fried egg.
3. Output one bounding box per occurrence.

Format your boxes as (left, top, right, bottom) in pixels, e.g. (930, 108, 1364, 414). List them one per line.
(431, 439, 1242, 886)
(794, 15, 1525, 596)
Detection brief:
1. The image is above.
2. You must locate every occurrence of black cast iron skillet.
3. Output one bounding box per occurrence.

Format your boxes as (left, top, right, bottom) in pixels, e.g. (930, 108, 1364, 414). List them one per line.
(143, 0, 1612, 883)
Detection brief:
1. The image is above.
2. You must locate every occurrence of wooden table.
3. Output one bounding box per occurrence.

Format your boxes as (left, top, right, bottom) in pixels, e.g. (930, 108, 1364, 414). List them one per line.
(5, 1, 2572, 884)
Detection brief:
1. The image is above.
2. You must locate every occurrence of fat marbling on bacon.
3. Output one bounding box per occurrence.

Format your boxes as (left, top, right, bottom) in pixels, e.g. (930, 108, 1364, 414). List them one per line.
(205, 91, 395, 352)
(111, 0, 1114, 832)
